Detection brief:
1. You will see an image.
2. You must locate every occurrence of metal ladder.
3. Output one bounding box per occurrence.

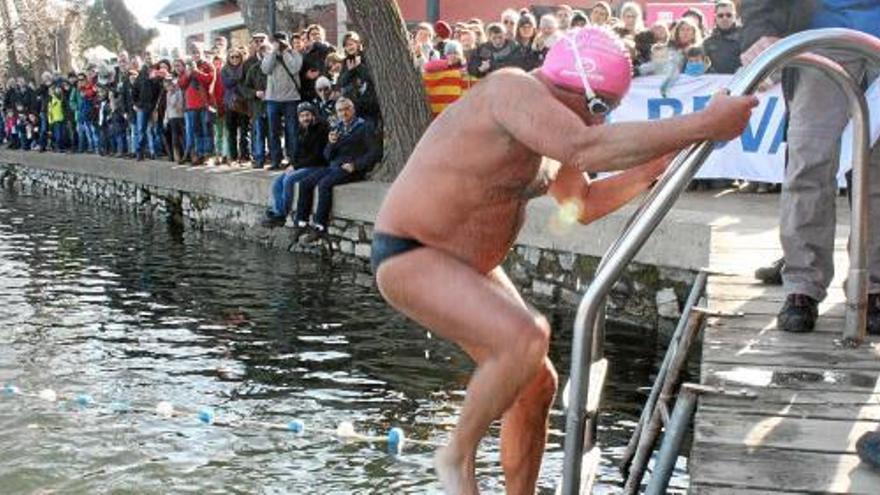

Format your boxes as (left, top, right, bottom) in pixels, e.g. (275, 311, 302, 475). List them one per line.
(558, 28, 880, 495)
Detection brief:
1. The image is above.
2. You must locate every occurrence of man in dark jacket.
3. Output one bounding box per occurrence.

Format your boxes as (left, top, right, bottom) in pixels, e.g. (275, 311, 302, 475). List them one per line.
(132, 52, 162, 160)
(294, 97, 379, 243)
(703, 1, 741, 74)
(263, 102, 330, 227)
(299, 24, 336, 103)
(242, 35, 269, 168)
(468, 23, 521, 78)
(742, 0, 880, 336)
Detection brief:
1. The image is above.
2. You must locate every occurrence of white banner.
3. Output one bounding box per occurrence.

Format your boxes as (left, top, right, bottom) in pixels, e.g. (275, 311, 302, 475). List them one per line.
(608, 74, 880, 184)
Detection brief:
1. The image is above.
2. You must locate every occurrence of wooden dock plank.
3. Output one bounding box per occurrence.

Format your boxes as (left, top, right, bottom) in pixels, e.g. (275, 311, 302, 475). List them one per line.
(694, 411, 878, 453)
(690, 198, 880, 494)
(689, 444, 880, 494)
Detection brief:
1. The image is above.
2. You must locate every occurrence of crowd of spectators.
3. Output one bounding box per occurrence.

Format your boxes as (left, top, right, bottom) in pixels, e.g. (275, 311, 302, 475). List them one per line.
(411, 1, 743, 86)
(0, 25, 382, 244)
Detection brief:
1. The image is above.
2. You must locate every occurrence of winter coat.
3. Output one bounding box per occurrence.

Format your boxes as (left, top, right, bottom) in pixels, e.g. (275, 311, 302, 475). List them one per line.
(133, 66, 161, 113)
(211, 65, 225, 116)
(338, 58, 380, 122)
(179, 61, 214, 111)
(220, 63, 246, 113)
(467, 40, 522, 78)
(164, 86, 185, 123)
(300, 41, 335, 102)
(47, 94, 64, 124)
(241, 58, 268, 117)
(294, 120, 330, 169)
(325, 117, 380, 175)
(704, 26, 743, 74)
(261, 47, 303, 102)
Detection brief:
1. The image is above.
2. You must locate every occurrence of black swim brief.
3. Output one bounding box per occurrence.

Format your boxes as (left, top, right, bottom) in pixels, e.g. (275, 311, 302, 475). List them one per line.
(371, 232, 424, 274)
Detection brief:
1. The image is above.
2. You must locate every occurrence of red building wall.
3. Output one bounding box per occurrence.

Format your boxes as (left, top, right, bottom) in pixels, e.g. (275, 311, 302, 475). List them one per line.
(396, 0, 719, 24)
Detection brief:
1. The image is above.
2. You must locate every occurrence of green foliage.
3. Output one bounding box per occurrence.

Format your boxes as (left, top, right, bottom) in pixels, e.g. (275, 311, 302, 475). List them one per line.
(79, 0, 122, 53)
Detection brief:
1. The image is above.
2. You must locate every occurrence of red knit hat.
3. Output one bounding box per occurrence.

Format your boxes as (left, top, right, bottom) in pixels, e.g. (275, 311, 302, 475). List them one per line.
(434, 21, 452, 40)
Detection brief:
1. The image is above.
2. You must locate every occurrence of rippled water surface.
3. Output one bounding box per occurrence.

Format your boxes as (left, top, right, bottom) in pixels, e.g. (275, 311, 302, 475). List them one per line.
(0, 189, 686, 494)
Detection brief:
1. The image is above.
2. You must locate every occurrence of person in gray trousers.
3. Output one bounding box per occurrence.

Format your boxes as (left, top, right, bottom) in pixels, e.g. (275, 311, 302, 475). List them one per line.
(743, 0, 880, 472)
(741, 0, 880, 335)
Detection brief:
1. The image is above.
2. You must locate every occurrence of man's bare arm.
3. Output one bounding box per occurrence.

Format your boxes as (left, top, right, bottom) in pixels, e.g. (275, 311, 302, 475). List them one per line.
(491, 72, 758, 174)
(548, 155, 669, 224)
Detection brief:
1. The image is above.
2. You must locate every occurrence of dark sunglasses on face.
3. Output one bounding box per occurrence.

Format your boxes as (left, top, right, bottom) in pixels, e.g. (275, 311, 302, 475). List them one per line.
(717, 13, 734, 18)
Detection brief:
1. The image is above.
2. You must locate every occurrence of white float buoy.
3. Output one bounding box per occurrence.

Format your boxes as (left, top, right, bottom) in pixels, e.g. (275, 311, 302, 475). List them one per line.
(156, 401, 175, 418)
(336, 421, 356, 438)
(38, 389, 58, 402)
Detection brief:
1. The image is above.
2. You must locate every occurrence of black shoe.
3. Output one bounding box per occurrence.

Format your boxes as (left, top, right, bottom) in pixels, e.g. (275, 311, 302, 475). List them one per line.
(755, 257, 784, 285)
(777, 294, 819, 333)
(252, 162, 264, 169)
(857, 431, 880, 472)
(867, 294, 880, 336)
(136, 152, 144, 162)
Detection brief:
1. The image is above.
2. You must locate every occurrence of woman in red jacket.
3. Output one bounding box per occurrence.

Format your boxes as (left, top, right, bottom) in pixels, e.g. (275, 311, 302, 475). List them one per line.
(178, 43, 215, 165)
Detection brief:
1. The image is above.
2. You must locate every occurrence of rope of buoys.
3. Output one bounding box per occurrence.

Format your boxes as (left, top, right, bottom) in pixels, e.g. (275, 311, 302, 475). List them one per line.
(2, 383, 445, 454)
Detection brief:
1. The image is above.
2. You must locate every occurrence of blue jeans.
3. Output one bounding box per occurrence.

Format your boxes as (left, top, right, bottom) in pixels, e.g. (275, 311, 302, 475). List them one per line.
(51, 122, 64, 151)
(185, 109, 211, 158)
(39, 113, 48, 150)
(293, 165, 359, 228)
(151, 120, 165, 156)
(134, 110, 153, 155)
(76, 120, 98, 152)
(251, 113, 267, 165)
(266, 100, 298, 168)
(270, 167, 326, 218)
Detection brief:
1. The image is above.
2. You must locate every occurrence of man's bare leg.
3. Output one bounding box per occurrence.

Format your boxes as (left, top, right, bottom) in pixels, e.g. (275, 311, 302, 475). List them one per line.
(487, 269, 558, 494)
(376, 249, 551, 494)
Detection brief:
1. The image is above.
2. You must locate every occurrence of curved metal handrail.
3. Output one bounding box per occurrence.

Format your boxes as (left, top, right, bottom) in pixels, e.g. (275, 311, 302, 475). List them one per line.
(561, 28, 880, 495)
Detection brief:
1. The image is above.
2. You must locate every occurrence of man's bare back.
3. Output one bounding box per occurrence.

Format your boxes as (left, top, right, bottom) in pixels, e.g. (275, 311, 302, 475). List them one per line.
(376, 69, 548, 273)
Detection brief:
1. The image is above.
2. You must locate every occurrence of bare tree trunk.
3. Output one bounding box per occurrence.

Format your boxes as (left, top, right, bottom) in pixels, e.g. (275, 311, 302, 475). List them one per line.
(104, 0, 156, 55)
(0, 0, 23, 76)
(343, 0, 432, 181)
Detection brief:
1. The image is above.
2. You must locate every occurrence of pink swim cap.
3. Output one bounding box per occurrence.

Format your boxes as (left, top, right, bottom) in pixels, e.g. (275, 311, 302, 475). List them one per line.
(541, 26, 633, 101)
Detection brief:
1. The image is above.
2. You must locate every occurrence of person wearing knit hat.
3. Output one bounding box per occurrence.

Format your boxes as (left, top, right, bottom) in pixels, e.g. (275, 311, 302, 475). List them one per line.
(434, 21, 452, 40)
(443, 40, 464, 59)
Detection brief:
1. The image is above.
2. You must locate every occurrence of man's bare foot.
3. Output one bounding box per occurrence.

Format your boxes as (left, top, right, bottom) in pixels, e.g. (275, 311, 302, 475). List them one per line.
(434, 445, 479, 495)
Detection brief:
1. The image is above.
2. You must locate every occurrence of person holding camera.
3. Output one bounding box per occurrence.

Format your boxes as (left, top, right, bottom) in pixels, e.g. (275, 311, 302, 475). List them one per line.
(261, 31, 303, 170)
(179, 43, 215, 165)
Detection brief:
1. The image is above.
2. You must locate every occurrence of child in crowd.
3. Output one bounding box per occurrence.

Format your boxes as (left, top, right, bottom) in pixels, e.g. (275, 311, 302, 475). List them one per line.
(5, 109, 18, 149)
(683, 46, 710, 76)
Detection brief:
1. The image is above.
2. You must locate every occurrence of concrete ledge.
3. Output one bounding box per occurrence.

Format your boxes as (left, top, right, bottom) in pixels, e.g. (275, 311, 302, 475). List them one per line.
(0, 149, 710, 272)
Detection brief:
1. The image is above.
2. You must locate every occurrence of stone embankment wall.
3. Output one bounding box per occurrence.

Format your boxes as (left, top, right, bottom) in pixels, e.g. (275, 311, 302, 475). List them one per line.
(0, 152, 708, 330)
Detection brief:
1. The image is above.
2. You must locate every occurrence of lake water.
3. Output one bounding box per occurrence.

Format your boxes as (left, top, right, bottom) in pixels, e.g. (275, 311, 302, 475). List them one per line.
(0, 188, 686, 494)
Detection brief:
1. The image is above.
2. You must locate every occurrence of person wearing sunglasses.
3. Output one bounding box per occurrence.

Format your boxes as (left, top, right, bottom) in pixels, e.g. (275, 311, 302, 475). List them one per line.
(371, 26, 757, 495)
(703, 0, 742, 74)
